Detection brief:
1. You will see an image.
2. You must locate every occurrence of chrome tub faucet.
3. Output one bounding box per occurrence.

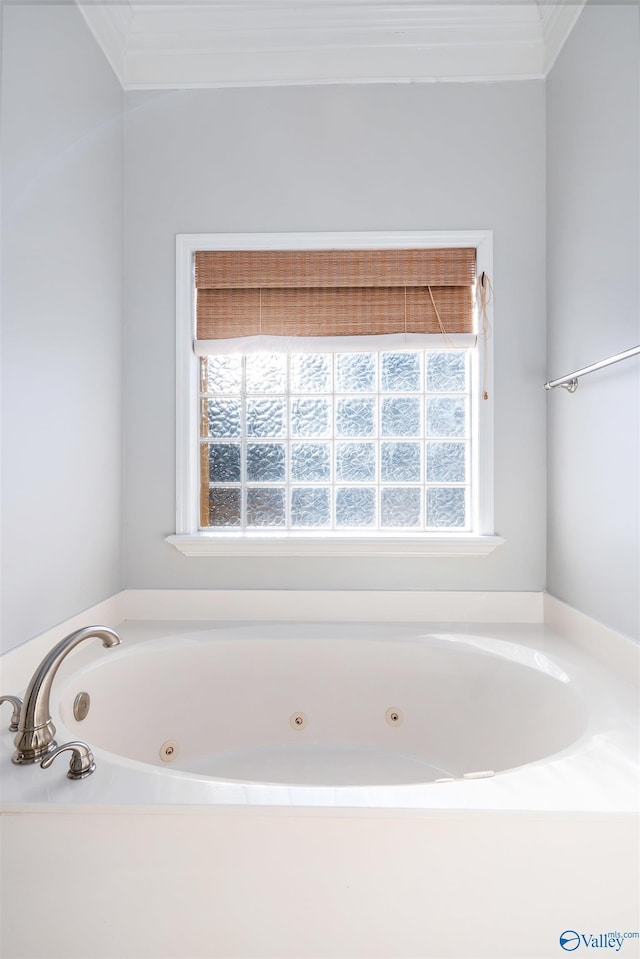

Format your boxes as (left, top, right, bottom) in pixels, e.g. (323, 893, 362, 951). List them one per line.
(11, 625, 122, 765)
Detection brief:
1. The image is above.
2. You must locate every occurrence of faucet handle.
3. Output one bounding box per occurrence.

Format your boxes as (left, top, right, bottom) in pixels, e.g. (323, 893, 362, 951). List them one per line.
(40, 741, 96, 780)
(0, 696, 23, 732)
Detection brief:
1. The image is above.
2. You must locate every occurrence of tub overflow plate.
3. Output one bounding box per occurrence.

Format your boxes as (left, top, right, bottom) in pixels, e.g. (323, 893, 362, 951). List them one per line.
(73, 692, 91, 722)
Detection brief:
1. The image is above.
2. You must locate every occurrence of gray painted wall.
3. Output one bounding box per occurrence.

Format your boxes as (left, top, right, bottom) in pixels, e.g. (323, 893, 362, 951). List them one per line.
(546, 4, 640, 640)
(124, 81, 546, 590)
(7, 4, 634, 643)
(0, 4, 124, 652)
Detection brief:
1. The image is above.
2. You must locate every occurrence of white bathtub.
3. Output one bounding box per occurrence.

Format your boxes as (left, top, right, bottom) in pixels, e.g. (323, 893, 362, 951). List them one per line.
(1, 609, 639, 959)
(58, 624, 587, 783)
(1, 619, 637, 811)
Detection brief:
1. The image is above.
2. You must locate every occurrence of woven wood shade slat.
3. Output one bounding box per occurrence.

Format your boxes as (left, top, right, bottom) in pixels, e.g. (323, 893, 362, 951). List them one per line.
(194, 248, 476, 340)
(195, 248, 476, 290)
(196, 286, 473, 339)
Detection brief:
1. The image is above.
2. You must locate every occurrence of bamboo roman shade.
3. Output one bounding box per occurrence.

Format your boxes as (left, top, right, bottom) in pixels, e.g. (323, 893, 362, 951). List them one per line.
(194, 248, 476, 343)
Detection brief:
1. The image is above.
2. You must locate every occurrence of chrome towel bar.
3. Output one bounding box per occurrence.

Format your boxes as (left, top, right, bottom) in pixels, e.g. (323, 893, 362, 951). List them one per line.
(544, 345, 640, 393)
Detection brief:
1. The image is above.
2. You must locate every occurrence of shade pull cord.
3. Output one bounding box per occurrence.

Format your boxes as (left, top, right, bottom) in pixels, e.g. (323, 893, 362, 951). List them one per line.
(427, 285, 453, 347)
(477, 271, 493, 400)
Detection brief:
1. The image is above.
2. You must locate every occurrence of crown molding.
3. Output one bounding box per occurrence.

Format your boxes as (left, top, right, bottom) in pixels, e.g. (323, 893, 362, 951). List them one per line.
(74, 1, 584, 90)
(76, 1, 132, 85)
(539, 0, 587, 75)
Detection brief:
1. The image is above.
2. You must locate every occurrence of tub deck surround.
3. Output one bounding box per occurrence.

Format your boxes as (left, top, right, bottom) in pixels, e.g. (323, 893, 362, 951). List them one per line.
(0, 619, 637, 814)
(0, 589, 545, 691)
(2, 603, 638, 959)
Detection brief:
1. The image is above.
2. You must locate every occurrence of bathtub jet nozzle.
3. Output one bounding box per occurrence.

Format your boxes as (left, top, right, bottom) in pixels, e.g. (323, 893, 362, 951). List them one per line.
(12, 626, 122, 765)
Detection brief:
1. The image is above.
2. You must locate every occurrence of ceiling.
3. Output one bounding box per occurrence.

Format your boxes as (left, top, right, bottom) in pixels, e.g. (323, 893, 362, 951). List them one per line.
(76, 0, 587, 90)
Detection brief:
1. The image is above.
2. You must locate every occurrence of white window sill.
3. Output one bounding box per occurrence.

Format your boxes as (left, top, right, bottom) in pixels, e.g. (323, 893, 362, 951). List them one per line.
(166, 533, 505, 558)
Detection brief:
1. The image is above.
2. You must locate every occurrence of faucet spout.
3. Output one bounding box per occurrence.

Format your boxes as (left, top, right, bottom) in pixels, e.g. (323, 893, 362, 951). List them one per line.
(12, 626, 122, 765)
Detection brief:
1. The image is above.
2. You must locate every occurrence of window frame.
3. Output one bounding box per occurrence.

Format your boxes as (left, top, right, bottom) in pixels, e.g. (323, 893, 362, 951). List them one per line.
(168, 230, 503, 557)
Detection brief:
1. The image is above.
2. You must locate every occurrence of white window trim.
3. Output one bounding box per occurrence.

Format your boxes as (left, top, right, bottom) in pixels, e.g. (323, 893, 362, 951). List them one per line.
(167, 230, 504, 557)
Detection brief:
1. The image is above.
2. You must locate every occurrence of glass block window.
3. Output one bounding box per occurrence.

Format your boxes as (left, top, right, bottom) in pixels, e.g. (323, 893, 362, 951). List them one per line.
(199, 349, 473, 533)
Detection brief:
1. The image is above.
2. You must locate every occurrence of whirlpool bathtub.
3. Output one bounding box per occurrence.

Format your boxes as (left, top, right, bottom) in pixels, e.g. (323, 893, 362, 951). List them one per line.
(55, 624, 587, 786)
(1, 613, 639, 959)
(3, 619, 635, 811)
(3, 622, 635, 809)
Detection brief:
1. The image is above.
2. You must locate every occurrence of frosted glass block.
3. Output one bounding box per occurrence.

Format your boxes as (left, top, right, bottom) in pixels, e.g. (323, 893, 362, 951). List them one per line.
(246, 353, 287, 394)
(204, 355, 242, 394)
(291, 354, 331, 393)
(335, 487, 376, 527)
(209, 444, 241, 483)
(336, 442, 376, 482)
(381, 488, 421, 527)
(206, 399, 241, 438)
(291, 399, 331, 437)
(246, 444, 286, 482)
(336, 353, 376, 393)
(427, 352, 466, 393)
(427, 488, 466, 528)
(247, 488, 286, 527)
(426, 442, 466, 482)
(381, 397, 421, 437)
(381, 352, 421, 392)
(381, 442, 421, 482)
(247, 399, 285, 438)
(204, 345, 477, 536)
(291, 487, 331, 527)
(207, 488, 241, 528)
(336, 398, 375, 437)
(426, 398, 465, 437)
(291, 443, 331, 481)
